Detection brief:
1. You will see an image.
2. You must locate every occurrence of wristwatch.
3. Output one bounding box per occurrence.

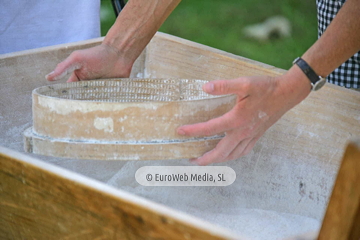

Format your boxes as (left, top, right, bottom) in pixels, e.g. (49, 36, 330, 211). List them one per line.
(293, 57, 326, 91)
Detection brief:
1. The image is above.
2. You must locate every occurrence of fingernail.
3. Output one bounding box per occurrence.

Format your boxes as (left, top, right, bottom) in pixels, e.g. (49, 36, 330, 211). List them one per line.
(204, 82, 214, 93)
(45, 71, 54, 80)
(178, 129, 186, 135)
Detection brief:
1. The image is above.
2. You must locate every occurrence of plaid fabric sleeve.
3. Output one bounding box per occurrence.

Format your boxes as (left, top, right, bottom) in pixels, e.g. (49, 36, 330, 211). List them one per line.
(316, 0, 360, 89)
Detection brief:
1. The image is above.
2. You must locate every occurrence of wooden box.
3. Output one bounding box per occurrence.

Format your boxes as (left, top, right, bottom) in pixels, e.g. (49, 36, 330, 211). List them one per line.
(1, 32, 360, 239)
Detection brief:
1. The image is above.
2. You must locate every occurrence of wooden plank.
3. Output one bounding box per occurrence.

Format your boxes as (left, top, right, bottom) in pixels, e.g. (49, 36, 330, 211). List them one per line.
(317, 140, 360, 240)
(145, 32, 284, 80)
(0, 146, 240, 240)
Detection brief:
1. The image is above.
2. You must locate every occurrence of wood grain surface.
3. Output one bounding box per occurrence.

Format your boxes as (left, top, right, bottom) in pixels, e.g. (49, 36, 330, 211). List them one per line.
(318, 140, 360, 240)
(0, 146, 240, 240)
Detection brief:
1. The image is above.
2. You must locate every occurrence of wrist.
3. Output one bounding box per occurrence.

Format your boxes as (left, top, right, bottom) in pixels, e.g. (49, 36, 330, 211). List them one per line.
(97, 43, 134, 78)
(103, 31, 140, 64)
(277, 65, 312, 106)
(293, 57, 327, 91)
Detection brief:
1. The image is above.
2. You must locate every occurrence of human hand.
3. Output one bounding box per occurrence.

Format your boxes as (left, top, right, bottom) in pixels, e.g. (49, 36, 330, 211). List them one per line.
(177, 68, 311, 165)
(46, 44, 133, 82)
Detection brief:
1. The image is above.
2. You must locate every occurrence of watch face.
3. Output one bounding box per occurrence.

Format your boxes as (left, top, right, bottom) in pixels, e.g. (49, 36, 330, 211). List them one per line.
(313, 78, 326, 91)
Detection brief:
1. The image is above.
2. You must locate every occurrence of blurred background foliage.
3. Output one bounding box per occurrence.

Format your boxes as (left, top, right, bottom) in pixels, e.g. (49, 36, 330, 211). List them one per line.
(100, 0, 317, 69)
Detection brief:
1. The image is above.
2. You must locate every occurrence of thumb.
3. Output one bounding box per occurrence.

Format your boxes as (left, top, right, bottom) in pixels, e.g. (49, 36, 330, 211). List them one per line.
(203, 78, 248, 95)
(46, 56, 82, 81)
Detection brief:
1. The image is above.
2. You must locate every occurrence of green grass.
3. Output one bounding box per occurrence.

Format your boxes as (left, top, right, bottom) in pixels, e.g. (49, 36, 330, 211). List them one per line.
(100, 0, 317, 69)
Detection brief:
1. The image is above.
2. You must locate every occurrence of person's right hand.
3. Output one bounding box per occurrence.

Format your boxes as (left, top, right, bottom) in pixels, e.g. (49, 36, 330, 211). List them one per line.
(45, 43, 133, 82)
(177, 65, 312, 166)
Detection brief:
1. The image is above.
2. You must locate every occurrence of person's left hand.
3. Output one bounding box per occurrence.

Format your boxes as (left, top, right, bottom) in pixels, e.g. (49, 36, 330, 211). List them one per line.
(177, 70, 310, 165)
(45, 43, 133, 82)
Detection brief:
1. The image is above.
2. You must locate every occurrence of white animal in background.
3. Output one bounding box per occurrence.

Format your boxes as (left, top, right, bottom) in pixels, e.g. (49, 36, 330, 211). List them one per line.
(243, 16, 291, 41)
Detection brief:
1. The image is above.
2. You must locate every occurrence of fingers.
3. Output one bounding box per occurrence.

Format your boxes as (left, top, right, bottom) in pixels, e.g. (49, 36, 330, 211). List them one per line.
(46, 54, 82, 81)
(224, 135, 259, 161)
(178, 111, 241, 137)
(191, 134, 259, 166)
(203, 78, 250, 96)
(241, 136, 259, 156)
(66, 72, 80, 82)
(191, 131, 243, 165)
(191, 132, 253, 165)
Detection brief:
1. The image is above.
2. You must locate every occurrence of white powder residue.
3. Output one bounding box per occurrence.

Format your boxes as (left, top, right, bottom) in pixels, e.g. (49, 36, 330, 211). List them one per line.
(192, 208, 320, 240)
(37, 96, 160, 115)
(107, 172, 320, 239)
(46, 63, 81, 81)
(93, 117, 114, 133)
(258, 110, 268, 120)
(118, 115, 128, 122)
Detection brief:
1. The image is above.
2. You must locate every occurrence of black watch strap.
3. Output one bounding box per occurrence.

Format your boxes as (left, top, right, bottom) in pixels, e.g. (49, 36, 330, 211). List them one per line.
(293, 57, 326, 91)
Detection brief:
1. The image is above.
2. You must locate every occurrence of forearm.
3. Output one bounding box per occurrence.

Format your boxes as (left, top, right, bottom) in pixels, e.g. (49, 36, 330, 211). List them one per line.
(278, 0, 360, 105)
(302, 0, 360, 77)
(103, 0, 181, 63)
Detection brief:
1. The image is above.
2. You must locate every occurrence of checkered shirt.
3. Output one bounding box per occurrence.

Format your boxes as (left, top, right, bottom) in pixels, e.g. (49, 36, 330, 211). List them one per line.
(317, 0, 360, 88)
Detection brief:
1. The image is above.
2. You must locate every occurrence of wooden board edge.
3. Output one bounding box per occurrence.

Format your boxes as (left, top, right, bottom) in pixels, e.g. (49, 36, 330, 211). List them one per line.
(317, 139, 360, 240)
(283, 231, 318, 240)
(0, 145, 242, 240)
(152, 32, 286, 76)
(0, 37, 104, 60)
